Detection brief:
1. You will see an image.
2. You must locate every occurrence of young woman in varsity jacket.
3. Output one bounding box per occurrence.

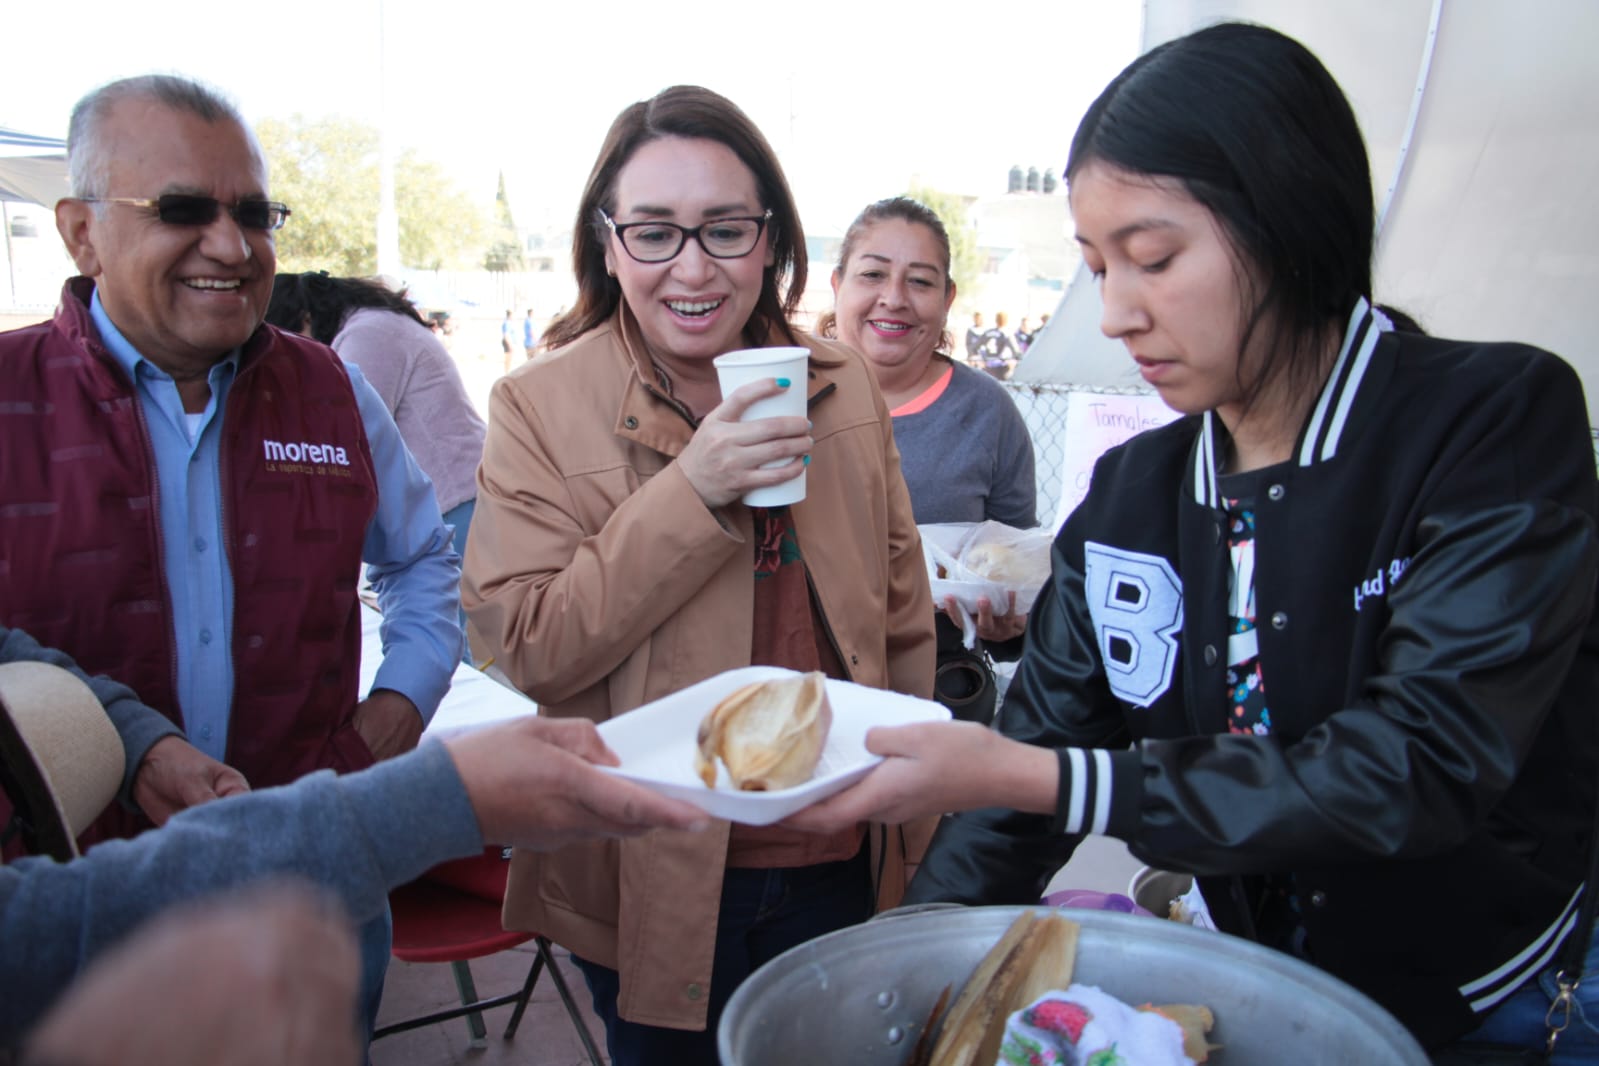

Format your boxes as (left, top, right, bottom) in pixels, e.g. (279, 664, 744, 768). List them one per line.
(788, 22, 1599, 1058)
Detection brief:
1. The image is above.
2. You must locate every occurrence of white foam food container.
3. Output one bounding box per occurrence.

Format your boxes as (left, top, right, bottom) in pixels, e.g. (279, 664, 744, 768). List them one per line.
(596, 666, 949, 825)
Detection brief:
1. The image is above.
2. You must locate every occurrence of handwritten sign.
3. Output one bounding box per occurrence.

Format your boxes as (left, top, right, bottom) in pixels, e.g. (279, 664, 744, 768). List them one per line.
(1053, 391, 1182, 528)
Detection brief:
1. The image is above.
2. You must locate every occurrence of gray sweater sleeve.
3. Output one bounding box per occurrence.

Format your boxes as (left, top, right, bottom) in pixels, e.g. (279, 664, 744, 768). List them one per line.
(0, 625, 181, 809)
(0, 738, 483, 1042)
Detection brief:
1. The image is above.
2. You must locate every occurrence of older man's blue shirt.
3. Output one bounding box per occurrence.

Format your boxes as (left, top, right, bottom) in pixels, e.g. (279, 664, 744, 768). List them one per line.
(90, 291, 461, 763)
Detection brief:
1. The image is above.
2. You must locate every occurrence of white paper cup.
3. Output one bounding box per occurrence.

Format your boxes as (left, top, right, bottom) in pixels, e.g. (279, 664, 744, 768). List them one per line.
(712, 346, 809, 506)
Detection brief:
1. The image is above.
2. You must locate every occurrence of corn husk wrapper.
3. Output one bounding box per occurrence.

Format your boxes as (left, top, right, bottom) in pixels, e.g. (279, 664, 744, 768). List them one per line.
(927, 912, 1079, 1066)
(693, 671, 831, 791)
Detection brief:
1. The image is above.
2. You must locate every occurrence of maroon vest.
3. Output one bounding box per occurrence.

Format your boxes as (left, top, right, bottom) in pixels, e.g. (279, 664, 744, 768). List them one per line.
(0, 280, 379, 806)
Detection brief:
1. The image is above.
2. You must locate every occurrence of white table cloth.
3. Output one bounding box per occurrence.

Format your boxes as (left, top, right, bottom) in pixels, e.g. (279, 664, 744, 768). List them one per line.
(358, 604, 537, 738)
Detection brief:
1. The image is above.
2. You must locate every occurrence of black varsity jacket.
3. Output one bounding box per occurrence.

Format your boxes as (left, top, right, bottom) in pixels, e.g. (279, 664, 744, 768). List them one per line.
(907, 300, 1599, 1049)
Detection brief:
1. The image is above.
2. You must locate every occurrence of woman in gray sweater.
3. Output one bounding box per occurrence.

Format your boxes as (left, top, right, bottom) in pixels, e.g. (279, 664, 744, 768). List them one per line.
(817, 197, 1037, 723)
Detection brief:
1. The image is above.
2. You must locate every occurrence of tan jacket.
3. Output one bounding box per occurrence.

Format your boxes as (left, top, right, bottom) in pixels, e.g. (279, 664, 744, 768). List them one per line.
(462, 309, 937, 1029)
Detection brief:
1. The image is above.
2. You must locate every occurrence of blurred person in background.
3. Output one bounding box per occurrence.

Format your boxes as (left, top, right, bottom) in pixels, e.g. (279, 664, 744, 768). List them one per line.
(461, 84, 935, 1065)
(817, 196, 1035, 725)
(266, 272, 486, 659)
(1015, 315, 1037, 353)
(981, 309, 1021, 380)
(964, 308, 985, 366)
(500, 308, 514, 371)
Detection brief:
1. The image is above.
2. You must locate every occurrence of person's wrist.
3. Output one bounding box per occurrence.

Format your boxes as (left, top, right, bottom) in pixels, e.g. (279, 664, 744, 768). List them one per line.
(980, 733, 1057, 816)
(1005, 740, 1059, 817)
(439, 731, 497, 840)
(1027, 742, 1061, 816)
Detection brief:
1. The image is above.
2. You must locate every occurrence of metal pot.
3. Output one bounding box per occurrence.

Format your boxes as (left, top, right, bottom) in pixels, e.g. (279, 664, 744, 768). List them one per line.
(718, 904, 1428, 1065)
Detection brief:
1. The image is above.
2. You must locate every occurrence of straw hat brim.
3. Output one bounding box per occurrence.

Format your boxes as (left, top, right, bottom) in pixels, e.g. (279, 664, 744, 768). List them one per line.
(0, 662, 124, 861)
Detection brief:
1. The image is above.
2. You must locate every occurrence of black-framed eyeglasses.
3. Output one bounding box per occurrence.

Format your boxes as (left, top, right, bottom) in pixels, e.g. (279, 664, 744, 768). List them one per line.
(600, 208, 771, 263)
(79, 194, 291, 232)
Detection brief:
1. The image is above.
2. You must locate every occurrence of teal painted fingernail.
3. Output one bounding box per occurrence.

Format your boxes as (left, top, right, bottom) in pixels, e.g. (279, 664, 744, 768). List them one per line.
(803, 455, 811, 466)
(775, 377, 791, 388)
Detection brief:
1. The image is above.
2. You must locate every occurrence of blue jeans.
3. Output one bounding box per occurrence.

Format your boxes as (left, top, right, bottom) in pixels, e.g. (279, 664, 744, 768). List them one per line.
(1448, 926, 1599, 1063)
(572, 845, 872, 1066)
(442, 498, 475, 663)
(357, 904, 393, 1055)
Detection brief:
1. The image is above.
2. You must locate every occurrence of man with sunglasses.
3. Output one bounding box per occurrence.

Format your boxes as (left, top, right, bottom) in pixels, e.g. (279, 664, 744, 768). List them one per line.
(0, 74, 463, 1046)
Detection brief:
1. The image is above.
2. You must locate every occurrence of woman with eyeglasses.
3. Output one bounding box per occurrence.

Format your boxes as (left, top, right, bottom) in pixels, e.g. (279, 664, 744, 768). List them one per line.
(788, 22, 1599, 1060)
(817, 197, 1036, 726)
(460, 85, 935, 1064)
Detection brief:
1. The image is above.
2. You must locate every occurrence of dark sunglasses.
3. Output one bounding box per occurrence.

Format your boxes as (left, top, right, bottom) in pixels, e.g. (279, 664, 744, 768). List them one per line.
(80, 194, 291, 231)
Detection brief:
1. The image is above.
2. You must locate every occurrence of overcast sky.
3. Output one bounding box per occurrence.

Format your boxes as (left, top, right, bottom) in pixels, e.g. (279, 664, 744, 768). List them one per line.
(1, 0, 1142, 235)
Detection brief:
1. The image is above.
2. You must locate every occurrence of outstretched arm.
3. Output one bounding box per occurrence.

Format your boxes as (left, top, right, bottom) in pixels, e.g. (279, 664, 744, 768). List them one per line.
(785, 721, 1057, 830)
(0, 716, 704, 1041)
(446, 715, 709, 850)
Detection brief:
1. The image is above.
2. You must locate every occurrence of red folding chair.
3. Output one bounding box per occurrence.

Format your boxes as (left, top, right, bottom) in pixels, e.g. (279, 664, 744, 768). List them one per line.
(371, 847, 602, 1063)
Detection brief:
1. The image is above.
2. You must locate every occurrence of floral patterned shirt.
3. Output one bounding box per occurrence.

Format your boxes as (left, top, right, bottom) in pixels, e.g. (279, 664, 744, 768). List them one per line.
(1221, 486, 1272, 736)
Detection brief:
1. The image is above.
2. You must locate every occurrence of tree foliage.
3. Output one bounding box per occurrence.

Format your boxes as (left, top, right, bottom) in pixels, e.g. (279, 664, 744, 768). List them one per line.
(906, 184, 983, 308)
(256, 115, 490, 274)
(483, 170, 526, 272)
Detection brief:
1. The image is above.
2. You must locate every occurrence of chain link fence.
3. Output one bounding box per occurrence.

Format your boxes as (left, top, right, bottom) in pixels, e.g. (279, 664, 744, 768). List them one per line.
(999, 380, 1166, 529)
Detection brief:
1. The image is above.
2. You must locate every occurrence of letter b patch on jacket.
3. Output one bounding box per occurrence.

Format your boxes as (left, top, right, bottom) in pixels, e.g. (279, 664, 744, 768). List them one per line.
(1084, 543, 1183, 707)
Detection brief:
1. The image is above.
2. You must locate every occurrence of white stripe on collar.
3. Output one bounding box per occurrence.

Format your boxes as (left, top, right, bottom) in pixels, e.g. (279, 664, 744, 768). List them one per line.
(1298, 297, 1391, 466)
(1191, 298, 1392, 506)
(1196, 412, 1220, 509)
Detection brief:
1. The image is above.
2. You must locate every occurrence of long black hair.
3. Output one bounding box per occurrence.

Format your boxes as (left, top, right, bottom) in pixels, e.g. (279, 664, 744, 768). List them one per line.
(1067, 22, 1390, 410)
(265, 272, 428, 346)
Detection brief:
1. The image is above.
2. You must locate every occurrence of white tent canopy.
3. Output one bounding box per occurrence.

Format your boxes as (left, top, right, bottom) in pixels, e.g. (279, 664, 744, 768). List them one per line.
(0, 127, 69, 207)
(0, 127, 69, 309)
(1015, 0, 1599, 425)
